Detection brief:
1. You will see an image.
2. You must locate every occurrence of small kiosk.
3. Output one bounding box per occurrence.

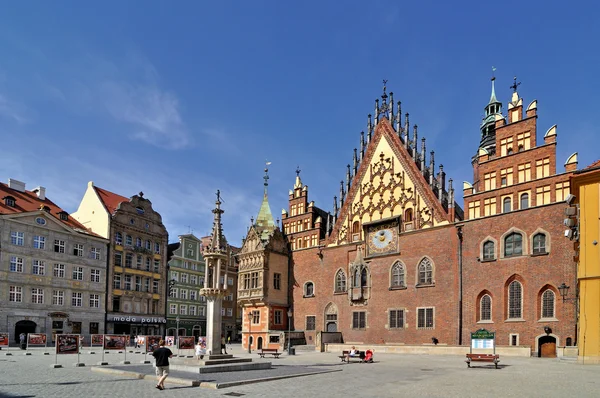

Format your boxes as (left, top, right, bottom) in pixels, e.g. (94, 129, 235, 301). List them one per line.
(466, 328, 500, 369)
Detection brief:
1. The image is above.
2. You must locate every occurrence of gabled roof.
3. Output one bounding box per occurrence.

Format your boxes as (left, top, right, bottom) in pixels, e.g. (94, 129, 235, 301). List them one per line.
(586, 160, 600, 170)
(93, 185, 130, 215)
(0, 182, 98, 234)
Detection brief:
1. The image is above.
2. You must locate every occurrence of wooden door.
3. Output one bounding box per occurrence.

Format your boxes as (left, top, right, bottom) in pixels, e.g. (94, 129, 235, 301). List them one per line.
(539, 336, 557, 358)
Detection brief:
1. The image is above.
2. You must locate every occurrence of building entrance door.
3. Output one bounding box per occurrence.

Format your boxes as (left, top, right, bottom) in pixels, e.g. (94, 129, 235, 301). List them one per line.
(14, 320, 37, 344)
(539, 336, 557, 358)
(257, 337, 263, 349)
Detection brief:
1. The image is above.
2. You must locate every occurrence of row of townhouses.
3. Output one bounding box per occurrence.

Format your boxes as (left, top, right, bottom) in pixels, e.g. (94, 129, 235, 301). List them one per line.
(0, 180, 240, 344)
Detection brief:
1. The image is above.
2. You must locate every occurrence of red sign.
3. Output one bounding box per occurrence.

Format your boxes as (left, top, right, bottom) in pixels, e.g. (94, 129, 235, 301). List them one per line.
(146, 335, 162, 353)
(178, 336, 195, 350)
(0, 333, 8, 346)
(91, 334, 104, 345)
(28, 333, 47, 346)
(56, 334, 79, 354)
(103, 335, 127, 350)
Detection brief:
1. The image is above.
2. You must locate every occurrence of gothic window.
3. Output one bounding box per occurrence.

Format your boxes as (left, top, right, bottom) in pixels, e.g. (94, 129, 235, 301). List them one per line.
(351, 221, 361, 241)
(304, 282, 314, 297)
(503, 197, 511, 213)
(334, 270, 346, 293)
(532, 233, 547, 254)
(361, 268, 368, 287)
(504, 233, 523, 257)
(390, 262, 405, 288)
(508, 280, 523, 319)
(541, 289, 555, 319)
(417, 258, 433, 285)
(480, 294, 492, 321)
(354, 268, 361, 288)
(483, 241, 495, 261)
(404, 208, 413, 222)
(520, 193, 529, 209)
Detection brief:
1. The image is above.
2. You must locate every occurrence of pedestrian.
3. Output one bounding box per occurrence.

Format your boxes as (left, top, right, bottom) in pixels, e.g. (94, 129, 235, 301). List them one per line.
(221, 335, 227, 354)
(227, 335, 231, 348)
(195, 341, 204, 360)
(19, 333, 26, 350)
(151, 339, 173, 390)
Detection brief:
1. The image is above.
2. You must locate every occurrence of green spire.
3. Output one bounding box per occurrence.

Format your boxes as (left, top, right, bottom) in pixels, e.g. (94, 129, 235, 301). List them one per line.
(256, 163, 276, 239)
(489, 76, 498, 104)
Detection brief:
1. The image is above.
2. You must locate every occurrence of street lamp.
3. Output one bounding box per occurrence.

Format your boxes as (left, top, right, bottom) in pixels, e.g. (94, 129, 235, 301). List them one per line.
(247, 311, 253, 354)
(287, 308, 293, 355)
(176, 316, 180, 343)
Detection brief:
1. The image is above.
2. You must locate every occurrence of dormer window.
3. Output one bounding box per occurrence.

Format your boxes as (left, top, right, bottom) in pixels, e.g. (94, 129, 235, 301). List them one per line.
(4, 196, 16, 207)
(58, 211, 69, 221)
(136, 207, 145, 215)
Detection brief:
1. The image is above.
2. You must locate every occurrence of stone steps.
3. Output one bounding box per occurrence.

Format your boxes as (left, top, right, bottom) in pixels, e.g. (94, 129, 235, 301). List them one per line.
(292, 345, 316, 352)
(170, 361, 272, 374)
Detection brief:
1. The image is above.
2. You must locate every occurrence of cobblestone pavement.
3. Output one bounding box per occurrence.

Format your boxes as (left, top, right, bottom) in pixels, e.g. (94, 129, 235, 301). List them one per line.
(0, 347, 599, 397)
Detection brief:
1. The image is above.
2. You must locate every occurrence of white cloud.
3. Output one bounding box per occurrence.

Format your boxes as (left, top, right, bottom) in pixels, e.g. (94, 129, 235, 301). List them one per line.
(100, 80, 190, 149)
(0, 94, 30, 123)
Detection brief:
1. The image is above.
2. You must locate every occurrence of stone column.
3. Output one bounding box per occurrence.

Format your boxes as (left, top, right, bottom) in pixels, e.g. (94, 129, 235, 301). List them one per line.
(205, 293, 223, 355)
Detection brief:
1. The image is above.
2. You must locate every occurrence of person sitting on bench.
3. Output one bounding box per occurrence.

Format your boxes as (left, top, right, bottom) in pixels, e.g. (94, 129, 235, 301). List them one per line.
(346, 346, 359, 362)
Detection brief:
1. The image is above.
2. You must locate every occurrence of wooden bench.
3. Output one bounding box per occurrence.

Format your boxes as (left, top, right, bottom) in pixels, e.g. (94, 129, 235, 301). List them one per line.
(465, 353, 500, 369)
(338, 350, 363, 363)
(258, 348, 281, 358)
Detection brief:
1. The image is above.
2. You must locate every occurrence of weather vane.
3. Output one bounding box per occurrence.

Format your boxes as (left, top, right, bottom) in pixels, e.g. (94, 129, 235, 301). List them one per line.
(491, 66, 496, 80)
(296, 166, 301, 176)
(510, 76, 521, 93)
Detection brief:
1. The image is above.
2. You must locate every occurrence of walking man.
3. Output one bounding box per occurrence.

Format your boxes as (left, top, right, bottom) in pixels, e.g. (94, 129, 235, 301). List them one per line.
(151, 340, 173, 390)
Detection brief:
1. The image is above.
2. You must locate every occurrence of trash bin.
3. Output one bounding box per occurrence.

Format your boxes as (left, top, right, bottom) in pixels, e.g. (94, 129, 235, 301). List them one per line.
(289, 347, 296, 355)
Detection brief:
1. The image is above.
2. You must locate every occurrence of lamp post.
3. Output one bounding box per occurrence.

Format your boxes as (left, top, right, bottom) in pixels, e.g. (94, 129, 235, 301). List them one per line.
(287, 309, 293, 355)
(247, 311, 253, 354)
(176, 316, 180, 343)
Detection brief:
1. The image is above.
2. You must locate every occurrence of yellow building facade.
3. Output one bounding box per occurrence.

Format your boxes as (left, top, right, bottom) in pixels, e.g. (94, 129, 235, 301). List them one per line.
(571, 161, 600, 363)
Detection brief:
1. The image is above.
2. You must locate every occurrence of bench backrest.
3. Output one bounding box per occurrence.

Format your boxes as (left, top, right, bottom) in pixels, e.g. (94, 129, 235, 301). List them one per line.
(262, 348, 278, 353)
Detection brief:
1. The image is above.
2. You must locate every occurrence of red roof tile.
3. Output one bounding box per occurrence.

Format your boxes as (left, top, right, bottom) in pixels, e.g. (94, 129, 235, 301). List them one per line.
(585, 160, 600, 169)
(0, 182, 97, 235)
(93, 186, 130, 215)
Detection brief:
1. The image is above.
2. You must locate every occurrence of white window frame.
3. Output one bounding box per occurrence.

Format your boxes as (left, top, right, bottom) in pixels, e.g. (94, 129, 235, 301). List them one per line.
(89, 294, 100, 308)
(33, 235, 46, 249)
(10, 256, 23, 273)
(73, 243, 84, 257)
(32, 260, 45, 275)
(9, 286, 23, 302)
(31, 288, 44, 304)
(417, 307, 435, 329)
(11, 231, 24, 246)
(72, 266, 84, 281)
(91, 269, 101, 283)
(169, 304, 177, 314)
(71, 292, 83, 307)
(53, 290, 64, 306)
(54, 239, 65, 253)
(90, 247, 101, 260)
(53, 263, 65, 278)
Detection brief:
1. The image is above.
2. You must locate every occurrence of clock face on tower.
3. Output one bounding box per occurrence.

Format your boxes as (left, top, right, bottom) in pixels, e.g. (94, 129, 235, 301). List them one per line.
(366, 221, 399, 257)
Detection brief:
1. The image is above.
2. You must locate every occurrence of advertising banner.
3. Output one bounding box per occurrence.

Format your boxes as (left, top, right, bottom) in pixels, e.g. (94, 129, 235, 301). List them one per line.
(198, 336, 207, 355)
(28, 333, 47, 346)
(178, 336, 195, 350)
(135, 335, 146, 348)
(56, 334, 79, 354)
(165, 336, 175, 347)
(103, 335, 127, 350)
(91, 334, 104, 346)
(146, 335, 162, 353)
(0, 333, 8, 347)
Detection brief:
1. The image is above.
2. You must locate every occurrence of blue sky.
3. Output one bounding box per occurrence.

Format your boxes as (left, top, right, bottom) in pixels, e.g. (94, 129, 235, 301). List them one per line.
(1, 1, 598, 245)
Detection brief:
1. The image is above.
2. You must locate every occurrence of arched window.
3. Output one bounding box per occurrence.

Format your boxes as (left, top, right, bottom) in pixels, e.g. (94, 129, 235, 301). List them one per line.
(508, 281, 523, 319)
(541, 289, 555, 318)
(115, 232, 123, 245)
(483, 241, 495, 261)
(354, 268, 361, 288)
(145, 240, 151, 250)
(135, 237, 142, 247)
(480, 294, 492, 321)
(504, 233, 523, 257)
(503, 197, 511, 213)
(404, 208, 413, 222)
(390, 262, 405, 288)
(361, 268, 368, 287)
(351, 221, 360, 242)
(418, 258, 433, 285)
(533, 233, 547, 254)
(566, 337, 572, 346)
(334, 270, 346, 293)
(304, 282, 314, 297)
(520, 193, 529, 209)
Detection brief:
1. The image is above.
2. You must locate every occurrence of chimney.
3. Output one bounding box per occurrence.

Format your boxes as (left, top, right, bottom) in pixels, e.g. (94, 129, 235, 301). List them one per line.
(33, 186, 46, 201)
(8, 178, 26, 192)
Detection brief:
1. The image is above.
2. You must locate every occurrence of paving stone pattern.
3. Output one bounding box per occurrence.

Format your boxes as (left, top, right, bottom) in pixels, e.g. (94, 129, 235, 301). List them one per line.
(0, 347, 599, 397)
